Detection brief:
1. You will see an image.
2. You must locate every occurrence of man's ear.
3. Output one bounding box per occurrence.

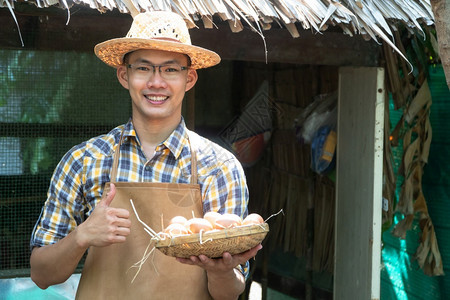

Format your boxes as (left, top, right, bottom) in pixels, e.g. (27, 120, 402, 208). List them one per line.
(117, 66, 130, 90)
(185, 69, 198, 92)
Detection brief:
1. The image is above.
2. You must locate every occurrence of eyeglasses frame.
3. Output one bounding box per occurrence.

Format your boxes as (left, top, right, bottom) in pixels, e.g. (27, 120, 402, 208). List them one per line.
(127, 63, 189, 80)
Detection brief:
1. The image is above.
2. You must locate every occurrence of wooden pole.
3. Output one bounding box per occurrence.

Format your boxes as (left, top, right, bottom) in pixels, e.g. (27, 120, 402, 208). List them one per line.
(431, 0, 450, 89)
(335, 67, 384, 299)
(261, 248, 268, 300)
(305, 175, 315, 300)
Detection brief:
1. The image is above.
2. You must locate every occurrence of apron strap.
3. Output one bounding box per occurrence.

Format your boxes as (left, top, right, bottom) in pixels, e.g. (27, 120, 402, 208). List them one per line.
(110, 125, 198, 184)
(189, 140, 198, 185)
(110, 127, 126, 183)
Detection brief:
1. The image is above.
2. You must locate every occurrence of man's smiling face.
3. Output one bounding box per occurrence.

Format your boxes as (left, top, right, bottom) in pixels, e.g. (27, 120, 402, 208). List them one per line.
(117, 49, 197, 125)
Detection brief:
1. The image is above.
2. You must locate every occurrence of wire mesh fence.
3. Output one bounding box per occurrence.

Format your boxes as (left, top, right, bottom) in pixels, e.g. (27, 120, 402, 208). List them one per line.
(0, 49, 130, 277)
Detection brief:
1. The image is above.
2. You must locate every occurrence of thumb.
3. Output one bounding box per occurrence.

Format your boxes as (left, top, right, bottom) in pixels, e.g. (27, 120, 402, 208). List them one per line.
(100, 183, 116, 207)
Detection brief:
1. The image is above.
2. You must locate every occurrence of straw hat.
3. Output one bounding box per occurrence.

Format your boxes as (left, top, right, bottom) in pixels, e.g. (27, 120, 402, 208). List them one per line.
(94, 11, 221, 69)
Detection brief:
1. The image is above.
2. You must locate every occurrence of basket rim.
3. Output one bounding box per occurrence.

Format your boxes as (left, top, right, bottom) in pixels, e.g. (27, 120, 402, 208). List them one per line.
(155, 223, 269, 248)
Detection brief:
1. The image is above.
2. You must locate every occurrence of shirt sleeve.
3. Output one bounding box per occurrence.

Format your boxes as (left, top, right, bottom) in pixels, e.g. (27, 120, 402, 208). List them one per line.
(201, 157, 249, 217)
(30, 144, 86, 248)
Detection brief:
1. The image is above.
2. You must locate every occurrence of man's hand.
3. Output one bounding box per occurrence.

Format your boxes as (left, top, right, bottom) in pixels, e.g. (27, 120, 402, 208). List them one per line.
(31, 183, 131, 289)
(76, 183, 131, 248)
(176, 244, 262, 300)
(175, 244, 262, 273)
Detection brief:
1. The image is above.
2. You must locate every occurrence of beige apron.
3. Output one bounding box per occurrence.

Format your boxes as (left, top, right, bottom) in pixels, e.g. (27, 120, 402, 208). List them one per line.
(76, 131, 212, 299)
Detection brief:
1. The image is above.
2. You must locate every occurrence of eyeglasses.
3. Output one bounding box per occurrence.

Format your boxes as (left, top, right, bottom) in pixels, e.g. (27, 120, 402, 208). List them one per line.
(127, 63, 188, 81)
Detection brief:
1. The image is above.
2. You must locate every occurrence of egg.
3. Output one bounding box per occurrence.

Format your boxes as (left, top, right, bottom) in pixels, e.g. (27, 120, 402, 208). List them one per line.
(169, 216, 188, 226)
(203, 211, 221, 228)
(185, 218, 214, 233)
(164, 223, 188, 236)
(242, 213, 264, 225)
(214, 213, 242, 229)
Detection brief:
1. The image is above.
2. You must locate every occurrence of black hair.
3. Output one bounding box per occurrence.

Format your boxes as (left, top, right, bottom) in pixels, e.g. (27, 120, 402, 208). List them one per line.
(122, 51, 191, 66)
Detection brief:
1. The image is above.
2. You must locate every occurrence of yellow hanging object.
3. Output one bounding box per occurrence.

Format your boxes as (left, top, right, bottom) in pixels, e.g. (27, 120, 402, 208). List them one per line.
(321, 130, 337, 162)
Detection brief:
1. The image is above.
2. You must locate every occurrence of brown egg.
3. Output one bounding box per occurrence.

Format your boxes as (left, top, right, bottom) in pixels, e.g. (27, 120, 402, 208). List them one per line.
(242, 213, 264, 225)
(214, 213, 242, 229)
(164, 223, 188, 236)
(185, 218, 213, 233)
(169, 216, 188, 226)
(203, 211, 221, 228)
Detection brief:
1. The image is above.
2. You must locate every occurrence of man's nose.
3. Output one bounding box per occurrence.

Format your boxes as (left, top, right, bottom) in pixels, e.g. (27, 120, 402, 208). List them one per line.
(147, 67, 167, 86)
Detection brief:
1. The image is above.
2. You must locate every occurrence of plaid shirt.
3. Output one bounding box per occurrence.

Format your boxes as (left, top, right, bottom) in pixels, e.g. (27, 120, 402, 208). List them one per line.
(31, 119, 250, 275)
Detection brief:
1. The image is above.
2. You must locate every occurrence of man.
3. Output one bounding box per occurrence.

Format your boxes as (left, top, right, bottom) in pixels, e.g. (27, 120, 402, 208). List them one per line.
(30, 11, 261, 299)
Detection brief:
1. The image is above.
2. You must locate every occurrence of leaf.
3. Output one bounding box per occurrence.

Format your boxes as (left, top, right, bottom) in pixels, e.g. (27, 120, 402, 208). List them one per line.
(392, 214, 414, 239)
(413, 192, 428, 215)
(405, 79, 431, 124)
(319, 3, 336, 29)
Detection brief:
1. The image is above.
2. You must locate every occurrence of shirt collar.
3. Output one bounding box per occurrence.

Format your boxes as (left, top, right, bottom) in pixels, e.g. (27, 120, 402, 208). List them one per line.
(123, 118, 189, 160)
(123, 118, 138, 139)
(162, 118, 190, 159)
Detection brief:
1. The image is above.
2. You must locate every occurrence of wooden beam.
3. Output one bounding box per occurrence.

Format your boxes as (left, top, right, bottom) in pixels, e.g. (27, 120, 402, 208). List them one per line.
(0, 123, 115, 137)
(0, 4, 379, 66)
(190, 26, 379, 66)
(335, 67, 384, 300)
(0, 7, 131, 51)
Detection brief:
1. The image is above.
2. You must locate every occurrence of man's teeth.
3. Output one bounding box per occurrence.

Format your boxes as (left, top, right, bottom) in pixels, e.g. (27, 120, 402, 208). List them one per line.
(145, 95, 168, 101)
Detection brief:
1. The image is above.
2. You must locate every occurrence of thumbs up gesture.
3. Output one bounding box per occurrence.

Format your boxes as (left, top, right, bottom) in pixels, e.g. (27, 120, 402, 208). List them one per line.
(76, 183, 131, 248)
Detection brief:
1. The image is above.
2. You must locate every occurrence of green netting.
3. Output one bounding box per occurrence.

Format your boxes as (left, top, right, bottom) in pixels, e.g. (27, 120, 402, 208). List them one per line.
(381, 64, 449, 299)
(0, 49, 130, 275)
(424, 65, 450, 299)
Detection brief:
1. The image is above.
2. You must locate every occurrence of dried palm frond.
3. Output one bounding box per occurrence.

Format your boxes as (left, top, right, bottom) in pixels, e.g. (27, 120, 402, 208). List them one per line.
(414, 192, 444, 276)
(389, 79, 443, 276)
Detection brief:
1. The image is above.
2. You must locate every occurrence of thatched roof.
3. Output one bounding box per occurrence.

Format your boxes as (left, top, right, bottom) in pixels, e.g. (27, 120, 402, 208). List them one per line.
(2, 0, 435, 68)
(3, 0, 434, 39)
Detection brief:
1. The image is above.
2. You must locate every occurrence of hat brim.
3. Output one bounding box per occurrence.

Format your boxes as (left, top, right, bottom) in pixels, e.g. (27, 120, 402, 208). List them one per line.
(94, 38, 221, 69)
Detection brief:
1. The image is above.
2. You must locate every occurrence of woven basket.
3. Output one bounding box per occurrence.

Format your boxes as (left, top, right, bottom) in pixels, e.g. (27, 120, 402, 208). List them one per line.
(155, 223, 269, 258)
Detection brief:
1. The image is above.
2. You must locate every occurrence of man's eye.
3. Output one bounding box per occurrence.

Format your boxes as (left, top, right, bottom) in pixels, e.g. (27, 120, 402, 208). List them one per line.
(163, 66, 180, 73)
(136, 66, 151, 72)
